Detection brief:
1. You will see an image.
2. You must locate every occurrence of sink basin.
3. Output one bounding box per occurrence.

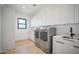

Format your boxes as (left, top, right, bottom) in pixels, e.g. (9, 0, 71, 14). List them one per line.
(56, 35, 79, 42)
(63, 36, 70, 38)
(62, 36, 73, 39)
(64, 38, 74, 42)
(62, 36, 75, 42)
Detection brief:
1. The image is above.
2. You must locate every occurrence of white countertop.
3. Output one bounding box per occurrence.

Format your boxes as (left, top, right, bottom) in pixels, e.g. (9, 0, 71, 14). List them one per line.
(53, 35, 79, 46)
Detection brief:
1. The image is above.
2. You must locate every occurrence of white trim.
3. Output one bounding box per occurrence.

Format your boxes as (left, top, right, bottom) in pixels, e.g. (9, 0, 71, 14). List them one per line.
(0, 49, 2, 53)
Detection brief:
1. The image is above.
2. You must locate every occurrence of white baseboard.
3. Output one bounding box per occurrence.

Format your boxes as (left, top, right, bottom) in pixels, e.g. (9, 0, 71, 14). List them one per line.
(0, 49, 2, 53)
(0, 48, 15, 53)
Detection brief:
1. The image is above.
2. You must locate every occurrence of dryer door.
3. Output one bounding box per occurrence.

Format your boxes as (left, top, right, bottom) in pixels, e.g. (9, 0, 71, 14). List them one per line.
(40, 31, 48, 42)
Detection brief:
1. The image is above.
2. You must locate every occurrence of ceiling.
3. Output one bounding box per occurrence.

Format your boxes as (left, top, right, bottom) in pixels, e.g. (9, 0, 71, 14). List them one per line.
(3, 4, 47, 16)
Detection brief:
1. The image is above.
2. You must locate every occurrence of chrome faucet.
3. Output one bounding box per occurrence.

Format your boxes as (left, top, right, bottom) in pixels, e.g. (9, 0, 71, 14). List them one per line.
(70, 27, 75, 38)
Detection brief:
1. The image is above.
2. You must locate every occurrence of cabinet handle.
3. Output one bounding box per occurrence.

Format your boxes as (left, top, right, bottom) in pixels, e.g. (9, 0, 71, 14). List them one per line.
(73, 46, 79, 48)
(56, 41, 64, 44)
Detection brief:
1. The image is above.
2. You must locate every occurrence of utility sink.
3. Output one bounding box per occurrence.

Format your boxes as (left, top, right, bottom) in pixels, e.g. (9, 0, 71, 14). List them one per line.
(62, 36, 75, 42)
(54, 35, 79, 47)
(55, 35, 79, 43)
(63, 38, 75, 42)
(62, 36, 79, 43)
(63, 36, 71, 39)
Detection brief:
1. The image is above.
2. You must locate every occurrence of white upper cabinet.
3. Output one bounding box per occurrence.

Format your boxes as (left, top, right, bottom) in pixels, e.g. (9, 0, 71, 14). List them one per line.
(51, 4, 74, 24)
(61, 4, 74, 24)
(31, 5, 75, 27)
(75, 4, 79, 23)
(31, 5, 63, 26)
(39, 5, 62, 25)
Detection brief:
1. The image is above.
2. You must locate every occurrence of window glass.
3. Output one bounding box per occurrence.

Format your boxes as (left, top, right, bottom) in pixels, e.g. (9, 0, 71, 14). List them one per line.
(19, 19, 26, 24)
(17, 18, 27, 29)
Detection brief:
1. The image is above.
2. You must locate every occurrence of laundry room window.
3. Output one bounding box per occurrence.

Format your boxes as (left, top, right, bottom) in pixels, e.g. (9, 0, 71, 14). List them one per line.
(17, 18, 27, 29)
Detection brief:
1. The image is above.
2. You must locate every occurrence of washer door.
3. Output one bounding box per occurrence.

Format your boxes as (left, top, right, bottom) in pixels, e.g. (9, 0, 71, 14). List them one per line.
(40, 31, 48, 42)
(34, 30, 39, 39)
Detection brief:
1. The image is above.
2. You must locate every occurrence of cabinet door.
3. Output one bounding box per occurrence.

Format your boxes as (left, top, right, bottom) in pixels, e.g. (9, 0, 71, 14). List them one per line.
(45, 5, 62, 25)
(53, 39, 67, 54)
(61, 4, 74, 24)
(75, 4, 79, 23)
(68, 44, 79, 54)
(51, 5, 62, 25)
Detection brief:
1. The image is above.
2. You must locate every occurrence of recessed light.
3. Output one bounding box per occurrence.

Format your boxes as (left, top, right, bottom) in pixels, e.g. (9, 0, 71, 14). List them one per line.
(33, 4, 36, 6)
(22, 6, 26, 8)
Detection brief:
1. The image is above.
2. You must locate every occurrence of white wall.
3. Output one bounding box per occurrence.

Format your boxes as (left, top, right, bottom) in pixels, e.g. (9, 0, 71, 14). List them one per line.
(1, 6, 31, 52)
(1, 7, 16, 51)
(29, 28, 35, 42)
(0, 9, 1, 52)
(15, 12, 30, 41)
(31, 5, 74, 27)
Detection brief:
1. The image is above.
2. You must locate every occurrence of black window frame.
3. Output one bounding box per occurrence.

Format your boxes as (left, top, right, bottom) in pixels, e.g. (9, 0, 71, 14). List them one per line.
(17, 18, 27, 29)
